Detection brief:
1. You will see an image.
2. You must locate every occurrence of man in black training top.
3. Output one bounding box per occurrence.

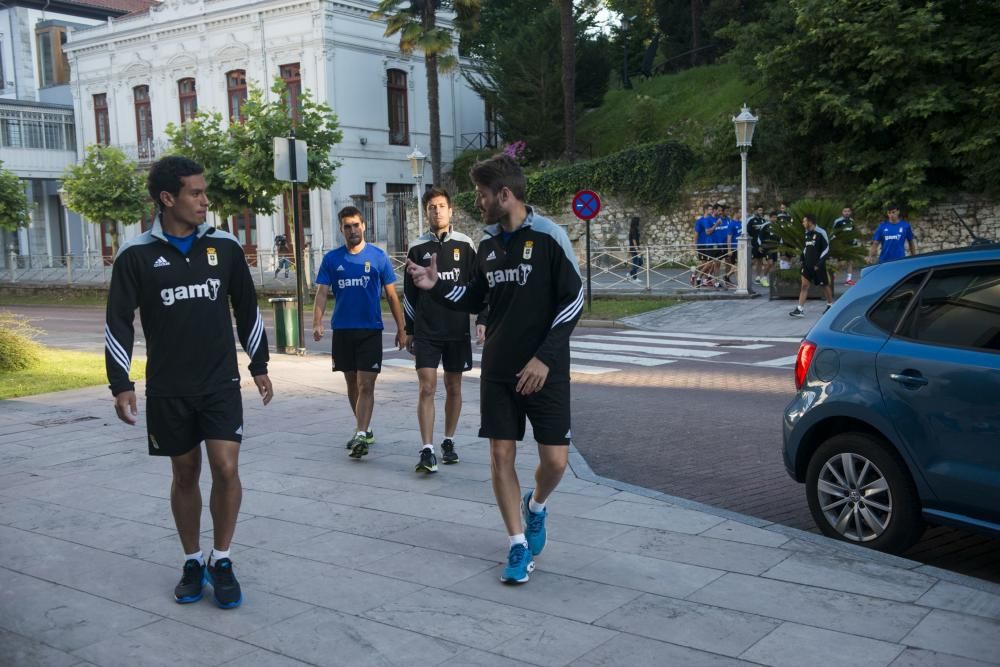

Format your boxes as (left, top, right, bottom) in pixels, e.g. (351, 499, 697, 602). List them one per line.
(403, 187, 486, 473)
(105, 156, 273, 609)
(407, 154, 584, 585)
(789, 213, 834, 317)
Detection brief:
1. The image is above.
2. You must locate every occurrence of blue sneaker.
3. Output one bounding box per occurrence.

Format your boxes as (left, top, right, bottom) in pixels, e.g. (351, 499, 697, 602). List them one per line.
(500, 542, 534, 584)
(522, 491, 547, 556)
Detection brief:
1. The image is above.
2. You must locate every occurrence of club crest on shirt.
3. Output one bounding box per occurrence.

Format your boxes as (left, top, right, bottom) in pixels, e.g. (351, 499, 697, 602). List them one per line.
(364, 261, 371, 273)
(453, 248, 461, 261)
(206, 247, 218, 266)
(522, 241, 533, 260)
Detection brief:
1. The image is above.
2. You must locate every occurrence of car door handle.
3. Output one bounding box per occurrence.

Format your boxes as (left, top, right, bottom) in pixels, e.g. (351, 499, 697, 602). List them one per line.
(890, 372, 928, 387)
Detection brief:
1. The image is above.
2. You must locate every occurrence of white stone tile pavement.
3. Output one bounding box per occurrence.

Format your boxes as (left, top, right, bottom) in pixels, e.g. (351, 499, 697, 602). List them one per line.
(0, 354, 998, 666)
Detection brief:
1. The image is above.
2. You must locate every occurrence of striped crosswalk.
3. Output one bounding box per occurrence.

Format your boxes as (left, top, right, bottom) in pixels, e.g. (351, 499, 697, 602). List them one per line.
(381, 329, 800, 378)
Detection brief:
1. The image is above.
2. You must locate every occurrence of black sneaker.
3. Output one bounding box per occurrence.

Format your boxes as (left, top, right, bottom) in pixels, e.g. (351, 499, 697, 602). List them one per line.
(206, 558, 242, 609)
(173, 559, 205, 604)
(823, 304, 832, 314)
(415, 448, 438, 473)
(789, 308, 805, 318)
(348, 433, 368, 458)
(441, 439, 459, 465)
(347, 431, 375, 449)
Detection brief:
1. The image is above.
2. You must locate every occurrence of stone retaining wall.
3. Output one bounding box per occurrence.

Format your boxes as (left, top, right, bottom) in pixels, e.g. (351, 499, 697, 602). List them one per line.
(405, 188, 999, 259)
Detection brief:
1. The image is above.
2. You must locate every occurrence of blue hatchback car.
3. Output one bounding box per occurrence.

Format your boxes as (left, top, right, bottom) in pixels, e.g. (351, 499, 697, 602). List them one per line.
(783, 244, 1000, 554)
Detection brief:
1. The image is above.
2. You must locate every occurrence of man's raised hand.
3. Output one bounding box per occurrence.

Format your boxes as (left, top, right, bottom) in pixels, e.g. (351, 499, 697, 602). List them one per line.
(405, 254, 439, 290)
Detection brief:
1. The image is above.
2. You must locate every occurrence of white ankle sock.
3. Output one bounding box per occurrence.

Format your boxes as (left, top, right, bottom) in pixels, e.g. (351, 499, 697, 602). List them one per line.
(509, 533, 527, 547)
(846, 273, 853, 280)
(528, 494, 545, 514)
(184, 550, 204, 566)
(356, 430, 366, 437)
(209, 548, 230, 565)
(422, 443, 434, 452)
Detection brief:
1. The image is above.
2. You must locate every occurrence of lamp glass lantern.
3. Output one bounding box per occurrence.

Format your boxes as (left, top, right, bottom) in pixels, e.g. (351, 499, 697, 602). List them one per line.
(407, 146, 428, 236)
(732, 104, 758, 149)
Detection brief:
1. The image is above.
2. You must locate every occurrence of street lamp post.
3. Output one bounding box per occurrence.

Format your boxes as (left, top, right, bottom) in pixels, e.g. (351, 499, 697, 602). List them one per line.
(621, 15, 634, 90)
(732, 104, 758, 296)
(408, 147, 427, 237)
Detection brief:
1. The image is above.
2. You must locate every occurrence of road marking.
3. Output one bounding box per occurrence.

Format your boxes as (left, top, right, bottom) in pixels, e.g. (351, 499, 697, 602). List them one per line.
(580, 334, 771, 350)
(754, 355, 798, 367)
(471, 353, 618, 375)
(570, 340, 724, 358)
(619, 331, 803, 344)
(569, 351, 675, 367)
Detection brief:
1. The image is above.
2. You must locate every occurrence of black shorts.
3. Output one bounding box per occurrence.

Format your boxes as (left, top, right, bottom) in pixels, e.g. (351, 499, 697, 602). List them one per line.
(479, 379, 571, 445)
(751, 244, 766, 259)
(332, 328, 383, 373)
(802, 262, 830, 286)
(697, 246, 721, 262)
(146, 388, 243, 457)
(414, 336, 473, 373)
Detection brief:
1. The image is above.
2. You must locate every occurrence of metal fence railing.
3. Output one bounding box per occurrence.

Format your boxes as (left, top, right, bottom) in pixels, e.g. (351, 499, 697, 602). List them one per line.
(2, 244, 746, 294)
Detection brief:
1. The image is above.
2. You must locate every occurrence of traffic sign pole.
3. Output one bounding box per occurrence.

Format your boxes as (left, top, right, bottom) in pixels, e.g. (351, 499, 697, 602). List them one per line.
(572, 190, 602, 314)
(289, 130, 306, 355)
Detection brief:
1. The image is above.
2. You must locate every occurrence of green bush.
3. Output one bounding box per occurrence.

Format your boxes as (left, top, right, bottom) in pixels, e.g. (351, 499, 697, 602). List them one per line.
(771, 198, 867, 265)
(0, 312, 43, 372)
(526, 141, 695, 211)
(453, 191, 478, 218)
(448, 149, 495, 193)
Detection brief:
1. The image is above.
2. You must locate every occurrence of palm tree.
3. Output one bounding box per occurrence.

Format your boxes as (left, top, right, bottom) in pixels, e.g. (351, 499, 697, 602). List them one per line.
(557, 0, 576, 162)
(372, 1, 481, 186)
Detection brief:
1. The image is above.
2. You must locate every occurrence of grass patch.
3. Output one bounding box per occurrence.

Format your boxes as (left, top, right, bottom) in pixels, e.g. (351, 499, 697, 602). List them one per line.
(0, 347, 146, 400)
(578, 63, 753, 158)
(0, 288, 108, 307)
(582, 297, 678, 321)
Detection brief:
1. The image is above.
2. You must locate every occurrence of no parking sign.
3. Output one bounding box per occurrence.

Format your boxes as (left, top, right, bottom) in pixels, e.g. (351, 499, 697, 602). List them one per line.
(572, 190, 601, 221)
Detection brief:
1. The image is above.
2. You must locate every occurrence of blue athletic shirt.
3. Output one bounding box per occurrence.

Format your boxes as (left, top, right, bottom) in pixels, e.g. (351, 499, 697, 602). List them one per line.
(873, 220, 915, 263)
(315, 243, 396, 329)
(695, 216, 714, 246)
(163, 231, 196, 255)
(711, 217, 731, 246)
(728, 220, 742, 248)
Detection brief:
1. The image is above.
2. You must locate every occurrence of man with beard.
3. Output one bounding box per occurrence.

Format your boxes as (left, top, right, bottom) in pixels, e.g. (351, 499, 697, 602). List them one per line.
(403, 187, 486, 473)
(312, 206, 407, 458)
(406, 154, 583, 585)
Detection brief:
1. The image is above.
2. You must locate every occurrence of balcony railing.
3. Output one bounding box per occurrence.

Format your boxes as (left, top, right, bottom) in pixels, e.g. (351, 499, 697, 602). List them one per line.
(120, 139, 167, 164)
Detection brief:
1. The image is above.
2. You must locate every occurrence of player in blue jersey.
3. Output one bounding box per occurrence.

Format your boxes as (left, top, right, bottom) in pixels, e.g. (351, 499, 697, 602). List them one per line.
(692, 204, 720, 287)
(869, 204, 917, 264)
(312, 206, 407, 458)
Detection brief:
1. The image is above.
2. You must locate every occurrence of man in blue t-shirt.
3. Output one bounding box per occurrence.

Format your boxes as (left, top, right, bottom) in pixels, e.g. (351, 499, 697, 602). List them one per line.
(692, 204, 721, 287)
(869, 204, 917, 264)
(312, 206, 407, 459)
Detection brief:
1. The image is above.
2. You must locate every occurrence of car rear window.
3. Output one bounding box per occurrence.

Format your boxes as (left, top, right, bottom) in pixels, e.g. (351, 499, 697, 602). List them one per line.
(898, 263, 1000, 351)
(869, 273, 927, 333)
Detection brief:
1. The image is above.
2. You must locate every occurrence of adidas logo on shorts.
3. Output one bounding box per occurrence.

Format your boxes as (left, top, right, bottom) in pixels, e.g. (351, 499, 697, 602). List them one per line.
(371, 363, 380, 369)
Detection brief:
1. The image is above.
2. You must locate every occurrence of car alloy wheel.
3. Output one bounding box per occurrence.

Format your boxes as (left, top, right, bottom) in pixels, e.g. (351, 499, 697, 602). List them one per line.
(816, 452, 892, 543)
(805, 433, 923, 554)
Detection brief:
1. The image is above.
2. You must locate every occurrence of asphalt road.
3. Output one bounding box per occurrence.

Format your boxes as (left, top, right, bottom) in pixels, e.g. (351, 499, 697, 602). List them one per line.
(6, 303, 999, 583)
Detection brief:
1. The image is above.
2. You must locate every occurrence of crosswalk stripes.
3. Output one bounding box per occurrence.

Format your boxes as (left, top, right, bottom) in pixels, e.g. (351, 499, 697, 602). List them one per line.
(381, 330, 798, 377)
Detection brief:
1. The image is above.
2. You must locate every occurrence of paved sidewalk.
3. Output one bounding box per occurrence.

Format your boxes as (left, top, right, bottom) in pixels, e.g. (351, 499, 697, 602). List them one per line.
(622, 295, 823, 338)
(2, 354, 1000, 667)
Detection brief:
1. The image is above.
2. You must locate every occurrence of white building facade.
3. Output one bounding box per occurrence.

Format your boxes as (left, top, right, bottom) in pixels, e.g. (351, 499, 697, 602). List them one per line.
(1, 0, 126, 270)
(64, 0, 491, 262)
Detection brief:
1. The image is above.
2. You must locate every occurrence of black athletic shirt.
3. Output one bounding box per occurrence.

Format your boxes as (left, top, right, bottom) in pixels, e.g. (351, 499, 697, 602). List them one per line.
(430, 209, 583, 384)
(105, 218, 269, 397)
(403, 229, 485, 340)
(802, 227, 830, 267)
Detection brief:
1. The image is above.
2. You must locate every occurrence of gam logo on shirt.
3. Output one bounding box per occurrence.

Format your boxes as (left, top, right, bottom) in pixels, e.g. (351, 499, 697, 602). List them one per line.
(161, 278, 222, 306)
(337, 275, 371, 289)
(485, 263, 532, 288)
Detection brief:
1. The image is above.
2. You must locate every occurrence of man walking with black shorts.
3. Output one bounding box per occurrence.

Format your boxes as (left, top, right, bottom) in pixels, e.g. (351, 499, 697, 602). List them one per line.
(106, 156, 273, 609)
(313, 206, 407, 458)
(403, 187, 486, 473)
(407, 154, 583, 585)
(789, 213, 834, 317)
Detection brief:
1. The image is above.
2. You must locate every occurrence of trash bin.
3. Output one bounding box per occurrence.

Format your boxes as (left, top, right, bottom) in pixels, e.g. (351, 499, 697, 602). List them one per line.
(268, 297, 299, 354)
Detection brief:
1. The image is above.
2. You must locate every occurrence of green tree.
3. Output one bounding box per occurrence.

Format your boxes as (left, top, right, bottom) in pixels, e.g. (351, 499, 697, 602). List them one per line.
(372, 0, 481, 186)
(723, 0, 1000, 211)
(0, 162, 33, 232)
(60, 145, 148, 257)
(165, 78, 342, 226)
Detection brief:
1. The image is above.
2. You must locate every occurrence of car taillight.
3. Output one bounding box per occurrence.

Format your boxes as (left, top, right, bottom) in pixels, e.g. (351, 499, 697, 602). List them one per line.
(794, 340, 817, 390)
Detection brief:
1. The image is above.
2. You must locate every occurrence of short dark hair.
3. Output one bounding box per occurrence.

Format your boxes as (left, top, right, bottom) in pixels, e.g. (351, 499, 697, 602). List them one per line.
(470, 154, 526, 201)
(338, 206, 364, 224)
(802, 213, 816, 225)
(422, 186, 451, 208)
(148, 156, 203, 211)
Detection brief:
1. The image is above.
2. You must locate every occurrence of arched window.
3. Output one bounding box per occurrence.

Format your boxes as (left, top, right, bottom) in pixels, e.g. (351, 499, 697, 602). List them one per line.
(93, 93, 110, 145)
(226, 69, 247, 122)
(178, 78, 197, 122)
(386, 69, 408, 146)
